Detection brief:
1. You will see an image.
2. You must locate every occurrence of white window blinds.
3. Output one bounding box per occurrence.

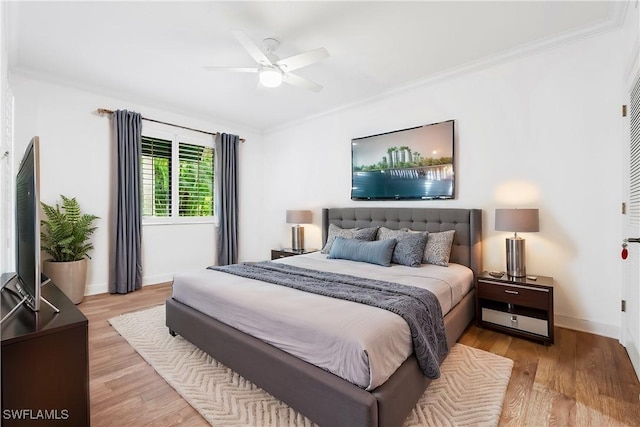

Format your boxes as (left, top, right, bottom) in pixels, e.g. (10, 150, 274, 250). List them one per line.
(141, 136, 172, 217)
(178, 142, 214, 217)
(141, 135, 214, 220)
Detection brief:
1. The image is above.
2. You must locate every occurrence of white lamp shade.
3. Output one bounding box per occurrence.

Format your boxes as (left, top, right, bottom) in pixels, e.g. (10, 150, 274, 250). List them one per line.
(286, 210, 312, 224)
(495, 209, 539, 233)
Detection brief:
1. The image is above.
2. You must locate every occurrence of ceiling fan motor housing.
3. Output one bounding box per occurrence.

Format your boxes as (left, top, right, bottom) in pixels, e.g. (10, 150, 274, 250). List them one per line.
(206, 30, 328, 92)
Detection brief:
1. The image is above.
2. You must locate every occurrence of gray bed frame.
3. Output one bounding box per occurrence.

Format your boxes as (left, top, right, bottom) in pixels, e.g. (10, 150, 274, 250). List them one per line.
(166, 207, 482, 427)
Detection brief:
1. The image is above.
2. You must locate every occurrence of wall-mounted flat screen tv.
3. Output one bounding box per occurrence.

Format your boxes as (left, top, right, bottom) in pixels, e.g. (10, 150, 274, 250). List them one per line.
(351, 119, 455, 200)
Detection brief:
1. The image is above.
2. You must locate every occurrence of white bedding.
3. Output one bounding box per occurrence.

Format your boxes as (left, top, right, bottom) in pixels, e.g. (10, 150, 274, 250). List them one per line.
(171, 252, 473, 390)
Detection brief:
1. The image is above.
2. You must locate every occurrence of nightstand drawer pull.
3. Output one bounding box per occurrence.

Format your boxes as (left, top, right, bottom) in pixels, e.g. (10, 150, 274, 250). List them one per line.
(480, 281, 549, 292)
(504, 290, 519, 295)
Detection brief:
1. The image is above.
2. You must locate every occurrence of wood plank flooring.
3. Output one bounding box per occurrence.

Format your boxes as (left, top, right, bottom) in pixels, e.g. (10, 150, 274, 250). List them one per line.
(80, 283, 640, 426)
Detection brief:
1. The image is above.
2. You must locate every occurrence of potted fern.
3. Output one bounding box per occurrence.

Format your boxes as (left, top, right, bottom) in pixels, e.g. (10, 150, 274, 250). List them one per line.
(40, 195, 99, 304)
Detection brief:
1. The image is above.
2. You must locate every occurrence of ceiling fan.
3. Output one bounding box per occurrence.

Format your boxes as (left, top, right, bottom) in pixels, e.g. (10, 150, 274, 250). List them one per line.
(204, 29, 329, 92)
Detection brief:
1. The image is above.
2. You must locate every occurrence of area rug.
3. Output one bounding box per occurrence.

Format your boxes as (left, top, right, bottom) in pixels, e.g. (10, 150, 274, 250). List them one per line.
(109, 305, 513, 426)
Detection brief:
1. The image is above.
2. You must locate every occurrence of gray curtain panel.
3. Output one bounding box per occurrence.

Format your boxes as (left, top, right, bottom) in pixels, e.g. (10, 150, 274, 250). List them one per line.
(215, 133, 240, 265)
(109, 110, 142, 293)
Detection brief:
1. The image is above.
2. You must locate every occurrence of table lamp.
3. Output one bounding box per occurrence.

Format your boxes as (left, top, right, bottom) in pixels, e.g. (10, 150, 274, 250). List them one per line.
(286, 210, 312, 251)
(495, 208, 539, 278)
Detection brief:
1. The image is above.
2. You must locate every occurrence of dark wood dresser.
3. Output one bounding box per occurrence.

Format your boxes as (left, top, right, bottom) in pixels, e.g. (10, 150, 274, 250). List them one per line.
(476, 271, 554, 345)
(1, 276, 89, 426)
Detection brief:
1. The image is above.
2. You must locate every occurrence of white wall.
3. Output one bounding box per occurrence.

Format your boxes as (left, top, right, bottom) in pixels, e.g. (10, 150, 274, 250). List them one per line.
(11, 74, 264, 295)
(259, 31, 624, 338)
(0, 1, 13, 276)
(8, 18, 628, 338)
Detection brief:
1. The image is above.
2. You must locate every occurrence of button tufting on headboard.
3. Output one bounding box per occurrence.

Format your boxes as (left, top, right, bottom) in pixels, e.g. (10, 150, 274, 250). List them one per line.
(322, 207, 483, 275)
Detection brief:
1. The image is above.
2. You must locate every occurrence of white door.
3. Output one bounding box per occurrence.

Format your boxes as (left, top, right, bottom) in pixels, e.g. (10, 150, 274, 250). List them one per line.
(622, 68, 640, 380)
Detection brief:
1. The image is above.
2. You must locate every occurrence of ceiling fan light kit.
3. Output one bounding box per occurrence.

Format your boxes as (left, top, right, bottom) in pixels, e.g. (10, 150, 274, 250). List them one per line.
(205, 29, 329, 92)
(259, 67, 283, 88)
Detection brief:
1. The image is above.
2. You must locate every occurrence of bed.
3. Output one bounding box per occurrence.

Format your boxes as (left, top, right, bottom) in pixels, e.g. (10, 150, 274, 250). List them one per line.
(166, 207, 483, 427)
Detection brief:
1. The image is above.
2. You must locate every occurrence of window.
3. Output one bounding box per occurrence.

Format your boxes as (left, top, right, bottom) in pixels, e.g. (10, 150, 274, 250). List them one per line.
(178, 142, 214, 216)
(141, 133, 214, 222)
(142, 137, 172, 217)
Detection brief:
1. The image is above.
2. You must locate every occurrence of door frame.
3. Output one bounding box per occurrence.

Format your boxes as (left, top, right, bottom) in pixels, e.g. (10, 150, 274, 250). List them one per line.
(622, 34, 640, 379)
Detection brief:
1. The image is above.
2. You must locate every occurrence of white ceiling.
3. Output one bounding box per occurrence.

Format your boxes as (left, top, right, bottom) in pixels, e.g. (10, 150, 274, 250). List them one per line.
(8, 1, 623, 133)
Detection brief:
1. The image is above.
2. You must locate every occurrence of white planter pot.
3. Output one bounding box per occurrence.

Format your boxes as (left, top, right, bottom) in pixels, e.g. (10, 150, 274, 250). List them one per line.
(42, 259, 88, 304)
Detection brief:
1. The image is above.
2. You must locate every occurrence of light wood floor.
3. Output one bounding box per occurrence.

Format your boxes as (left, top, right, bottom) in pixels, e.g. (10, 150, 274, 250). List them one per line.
(79, 283, 640, 426)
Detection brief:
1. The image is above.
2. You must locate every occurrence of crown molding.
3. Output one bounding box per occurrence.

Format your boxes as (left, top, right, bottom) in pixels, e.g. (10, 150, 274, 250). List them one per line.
(266, 2, 628, 135)
(10, 66, 262, 137)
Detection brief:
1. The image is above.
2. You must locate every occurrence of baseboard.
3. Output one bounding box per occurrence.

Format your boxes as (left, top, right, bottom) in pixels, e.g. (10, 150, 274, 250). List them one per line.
(622, 332, 640, 381)
(83, 274, 173, 297)
(85, 281, 108, 296)
(555, 314, 620, 340)
(142, 273, 174, 286)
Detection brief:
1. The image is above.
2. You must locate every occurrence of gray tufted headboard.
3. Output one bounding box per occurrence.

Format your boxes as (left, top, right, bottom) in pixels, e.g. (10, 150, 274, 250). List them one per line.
(322, 207, 483, 275)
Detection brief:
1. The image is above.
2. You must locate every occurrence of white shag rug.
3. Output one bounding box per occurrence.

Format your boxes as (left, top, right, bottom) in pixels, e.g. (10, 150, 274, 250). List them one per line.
(109, 305, 513, 426)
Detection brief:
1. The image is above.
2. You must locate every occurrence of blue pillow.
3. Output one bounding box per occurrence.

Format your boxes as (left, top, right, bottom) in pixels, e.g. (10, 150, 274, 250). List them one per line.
(328, 236, 397, 267)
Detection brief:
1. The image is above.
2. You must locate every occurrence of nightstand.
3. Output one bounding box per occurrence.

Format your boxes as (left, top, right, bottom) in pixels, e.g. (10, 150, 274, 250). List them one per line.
(476, 272, 554, 344)
(271, 248, 318, 260)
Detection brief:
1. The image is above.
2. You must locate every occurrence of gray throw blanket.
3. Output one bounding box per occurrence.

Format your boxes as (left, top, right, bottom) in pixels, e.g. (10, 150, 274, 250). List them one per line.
(209, 261, 448, 379)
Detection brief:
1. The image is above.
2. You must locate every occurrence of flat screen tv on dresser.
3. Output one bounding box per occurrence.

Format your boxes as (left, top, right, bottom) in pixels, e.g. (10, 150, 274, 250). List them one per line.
(14, 136, 43, 310)
(0, 136, 90, 425)
(1, 137, 47, 319)
(351, 119, 455, 200)
(1, 137, 60, 324)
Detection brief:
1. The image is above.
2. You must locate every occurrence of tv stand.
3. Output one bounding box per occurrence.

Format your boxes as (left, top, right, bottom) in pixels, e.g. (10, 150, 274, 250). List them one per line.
(0, 274, 60, 324)
(1, 274, 89, 426)
(16, 281, 60, 313)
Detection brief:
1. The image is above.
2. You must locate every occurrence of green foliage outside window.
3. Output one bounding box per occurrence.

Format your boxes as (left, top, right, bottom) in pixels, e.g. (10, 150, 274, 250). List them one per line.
(152, 157, 171, 216)
(178, 143, 214, 216)
(142, 136, 214, 218)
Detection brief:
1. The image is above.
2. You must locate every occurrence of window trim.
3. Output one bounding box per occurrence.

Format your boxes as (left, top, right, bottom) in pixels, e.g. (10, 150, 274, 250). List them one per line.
(141, 128, 216, 226)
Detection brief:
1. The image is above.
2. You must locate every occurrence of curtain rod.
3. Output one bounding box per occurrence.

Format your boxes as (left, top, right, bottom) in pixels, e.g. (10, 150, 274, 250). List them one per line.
(96, 108, 245, 142)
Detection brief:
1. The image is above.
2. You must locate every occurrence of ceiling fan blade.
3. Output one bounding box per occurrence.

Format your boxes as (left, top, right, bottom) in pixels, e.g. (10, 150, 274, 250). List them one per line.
(276, 47, 329, 72)
(231, 29, 272, 67)
(283, 72, 323, 92)
(202, 66, 258, 73)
